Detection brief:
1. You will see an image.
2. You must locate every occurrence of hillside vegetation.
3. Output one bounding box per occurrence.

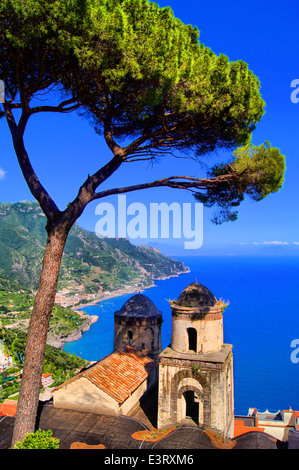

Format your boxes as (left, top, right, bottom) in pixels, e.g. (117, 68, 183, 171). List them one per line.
(0, 201, 188, 294)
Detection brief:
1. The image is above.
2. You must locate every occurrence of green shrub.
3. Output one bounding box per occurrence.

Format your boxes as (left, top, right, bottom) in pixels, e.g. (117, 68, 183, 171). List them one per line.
(13, 429, 59, 449)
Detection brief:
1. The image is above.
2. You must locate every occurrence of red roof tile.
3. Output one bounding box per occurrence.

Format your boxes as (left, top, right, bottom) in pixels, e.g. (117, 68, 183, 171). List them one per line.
(54, 347, 157, 404)
(0, 399, 17, 417)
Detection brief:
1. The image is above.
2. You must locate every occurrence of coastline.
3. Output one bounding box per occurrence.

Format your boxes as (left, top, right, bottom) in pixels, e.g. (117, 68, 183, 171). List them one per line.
(71, 265, 190, 311)
(50, 265, 190, 350)
(71, 283, 154, 311)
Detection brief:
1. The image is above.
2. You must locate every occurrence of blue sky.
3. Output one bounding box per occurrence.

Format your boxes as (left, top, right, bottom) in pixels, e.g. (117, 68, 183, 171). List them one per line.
(1, 0, 298, 256)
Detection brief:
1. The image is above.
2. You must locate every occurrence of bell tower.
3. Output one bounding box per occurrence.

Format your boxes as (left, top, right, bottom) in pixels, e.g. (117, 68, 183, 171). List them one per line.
(158, 283, 234, 438)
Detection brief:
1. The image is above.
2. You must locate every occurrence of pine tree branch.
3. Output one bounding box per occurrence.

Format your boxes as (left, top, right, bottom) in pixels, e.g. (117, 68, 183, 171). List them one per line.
(91, 174, 234, 200)
(30, 97, 79, 115)
(3, 103, 60, 223)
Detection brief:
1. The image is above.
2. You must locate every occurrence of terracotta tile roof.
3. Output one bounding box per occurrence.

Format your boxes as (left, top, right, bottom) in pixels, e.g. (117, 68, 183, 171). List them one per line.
(0, 399, 17, 417)
(53, 347, 157, 404)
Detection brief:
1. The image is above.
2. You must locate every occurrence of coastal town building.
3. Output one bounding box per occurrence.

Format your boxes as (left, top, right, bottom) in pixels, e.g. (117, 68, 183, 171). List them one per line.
(0, 399, 18, 417)
(0, 353, 13, 372)
(234, 407, 299, 441)
(41, 373, 55, 388)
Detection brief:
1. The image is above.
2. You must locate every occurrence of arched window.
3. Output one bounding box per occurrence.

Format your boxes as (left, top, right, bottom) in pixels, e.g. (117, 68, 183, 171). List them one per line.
(187, 328, 197, 352)
(127, 330, 133, 341)
(144, 327, 154, 351)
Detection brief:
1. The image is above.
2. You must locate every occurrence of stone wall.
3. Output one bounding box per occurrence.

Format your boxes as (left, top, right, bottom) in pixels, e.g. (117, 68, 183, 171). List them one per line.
(157, 345, 234, 438)
(53, 369, 158, 418)
(53, 377, 119, 416)
(114, 316, 162, 358)
(171, 315, 223, 354)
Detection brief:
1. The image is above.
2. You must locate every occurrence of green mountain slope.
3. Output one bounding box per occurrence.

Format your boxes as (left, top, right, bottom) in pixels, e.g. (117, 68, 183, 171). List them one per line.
(0, 201, 188, 295)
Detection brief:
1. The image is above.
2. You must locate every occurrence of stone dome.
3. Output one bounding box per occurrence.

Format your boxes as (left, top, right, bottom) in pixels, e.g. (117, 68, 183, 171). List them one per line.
(115, 294, 162, 319)
(176, 282, 217, 308)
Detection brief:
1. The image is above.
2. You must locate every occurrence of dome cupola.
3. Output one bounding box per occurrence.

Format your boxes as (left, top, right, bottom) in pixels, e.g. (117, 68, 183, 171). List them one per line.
(176, 282, 217, 307)
(115, 294, 161, 319)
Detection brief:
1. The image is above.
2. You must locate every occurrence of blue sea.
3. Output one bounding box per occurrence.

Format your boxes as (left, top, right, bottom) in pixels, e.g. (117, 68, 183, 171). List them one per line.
(63, 255, 299, 416)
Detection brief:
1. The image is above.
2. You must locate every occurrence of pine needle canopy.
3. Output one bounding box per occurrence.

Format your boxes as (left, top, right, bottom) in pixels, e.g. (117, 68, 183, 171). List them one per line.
(0, 0, 265, 154)
(69, 0, 266, 155)
(195, 142, 286, 223)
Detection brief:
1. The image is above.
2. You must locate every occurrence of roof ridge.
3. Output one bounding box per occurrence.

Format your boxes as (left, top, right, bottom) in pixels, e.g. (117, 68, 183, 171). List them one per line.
(53, 347, 157, 404)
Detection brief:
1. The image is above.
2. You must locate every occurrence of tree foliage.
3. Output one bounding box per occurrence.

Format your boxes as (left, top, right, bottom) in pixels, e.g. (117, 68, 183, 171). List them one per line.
(13, 429, 59, 449)
(67, 0, 265, 155)
(195, 142, 286, 223)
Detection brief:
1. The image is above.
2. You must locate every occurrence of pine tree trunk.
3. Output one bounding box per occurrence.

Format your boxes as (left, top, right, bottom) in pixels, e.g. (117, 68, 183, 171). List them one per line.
(11, 223, 69, 448)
